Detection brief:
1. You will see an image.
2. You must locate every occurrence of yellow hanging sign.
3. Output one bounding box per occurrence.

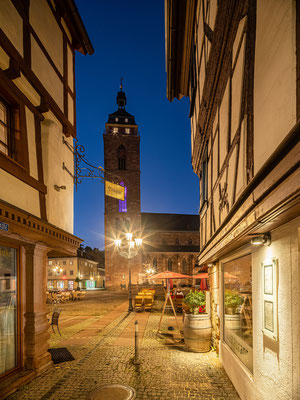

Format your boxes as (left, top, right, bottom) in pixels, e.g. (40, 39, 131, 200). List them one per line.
(105, 181, 125, 200)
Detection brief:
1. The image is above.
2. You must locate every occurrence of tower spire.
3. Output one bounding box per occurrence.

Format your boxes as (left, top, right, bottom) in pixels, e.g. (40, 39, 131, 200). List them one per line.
(117, 79, 126, 109)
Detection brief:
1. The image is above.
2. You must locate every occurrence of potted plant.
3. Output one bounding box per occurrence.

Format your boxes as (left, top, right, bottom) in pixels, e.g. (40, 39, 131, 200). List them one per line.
(224, 290, 241, 314)
(183, 290, 206, 314)
(182, 290, 212, 353)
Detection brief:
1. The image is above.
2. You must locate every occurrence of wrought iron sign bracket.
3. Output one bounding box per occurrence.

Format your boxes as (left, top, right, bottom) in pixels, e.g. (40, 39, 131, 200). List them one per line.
(62, 136, 119, 190)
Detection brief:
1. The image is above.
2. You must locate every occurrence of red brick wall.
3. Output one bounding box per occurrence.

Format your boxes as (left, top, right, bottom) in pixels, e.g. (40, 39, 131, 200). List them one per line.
(104, 130, 142, 289)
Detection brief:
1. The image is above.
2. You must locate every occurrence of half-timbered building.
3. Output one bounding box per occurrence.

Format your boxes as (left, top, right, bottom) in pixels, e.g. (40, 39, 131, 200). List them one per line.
(0, 1, 93, 396)
(165, 0, 300, 399)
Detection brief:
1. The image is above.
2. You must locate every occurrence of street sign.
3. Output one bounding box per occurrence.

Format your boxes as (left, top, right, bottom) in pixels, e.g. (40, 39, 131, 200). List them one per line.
(105, 181, 125, 200)
(0, 222, 9, 231)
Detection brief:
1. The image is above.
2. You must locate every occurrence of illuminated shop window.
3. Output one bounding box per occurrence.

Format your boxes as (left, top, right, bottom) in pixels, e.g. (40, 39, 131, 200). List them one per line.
(223, 254, 253, 372)
(119, 182, 127, 212)
(0, 246, 18, 375)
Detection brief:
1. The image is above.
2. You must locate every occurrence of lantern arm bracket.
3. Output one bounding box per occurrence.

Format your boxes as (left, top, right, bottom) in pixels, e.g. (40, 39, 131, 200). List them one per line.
(62, 136, 121, 190)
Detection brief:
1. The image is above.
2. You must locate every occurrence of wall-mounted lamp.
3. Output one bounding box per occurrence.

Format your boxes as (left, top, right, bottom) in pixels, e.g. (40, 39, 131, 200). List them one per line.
(54, 185, 66, 191)
(250, 233, 271, 246)
(207, 263, 215, 268)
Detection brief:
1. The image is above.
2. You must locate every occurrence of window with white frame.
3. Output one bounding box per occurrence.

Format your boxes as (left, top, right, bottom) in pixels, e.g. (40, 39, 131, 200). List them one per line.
(223, 254, 253, 372)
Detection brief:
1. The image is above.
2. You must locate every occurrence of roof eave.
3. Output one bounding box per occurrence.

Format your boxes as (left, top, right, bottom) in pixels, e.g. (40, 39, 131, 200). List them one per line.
(165, 0, 197, 101)
(58, 0, 94, 55)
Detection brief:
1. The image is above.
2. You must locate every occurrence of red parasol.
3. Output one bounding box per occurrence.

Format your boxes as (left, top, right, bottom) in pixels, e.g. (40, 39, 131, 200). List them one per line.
(199, 278, 208, 290)
(150, 271, 191, 280)
(192, 273, 209, 279)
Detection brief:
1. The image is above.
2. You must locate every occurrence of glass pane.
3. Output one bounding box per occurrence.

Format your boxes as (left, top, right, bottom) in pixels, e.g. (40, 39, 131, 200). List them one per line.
(0, 101, 7, 124)
(224, 254, 253, 372)
(0, 124, 7, 144)
(0, 246, 17, 375)
(0, 142, 8, 155)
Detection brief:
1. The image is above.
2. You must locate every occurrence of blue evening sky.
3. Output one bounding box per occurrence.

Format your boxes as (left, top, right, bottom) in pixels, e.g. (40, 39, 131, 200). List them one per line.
(74, 0, 199, 249)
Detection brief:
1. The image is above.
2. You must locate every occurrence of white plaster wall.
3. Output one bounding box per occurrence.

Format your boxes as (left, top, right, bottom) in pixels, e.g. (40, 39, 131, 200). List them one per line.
(68, 93, 74, 125)
(29, 0, 63, 74)
(254, 0, 296, 174)
(67, 45, 74, 92)
(25, 107, 38, 180)
(14, 73, 40, 107)
(220, 217, 300, 400)
(219, 81, 229, 169)
(41, 117, 74, 233)
(0, 1, 23, 56)
(31, 36, 64, 110)
(0, 169, 40, 217)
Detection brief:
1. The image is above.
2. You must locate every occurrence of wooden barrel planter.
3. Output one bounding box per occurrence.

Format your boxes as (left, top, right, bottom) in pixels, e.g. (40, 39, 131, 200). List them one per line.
(225, 314, 240, 330)
(183, 313, 212, 353)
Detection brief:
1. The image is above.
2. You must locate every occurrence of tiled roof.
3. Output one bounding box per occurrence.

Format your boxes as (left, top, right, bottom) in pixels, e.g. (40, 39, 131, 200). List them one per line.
(141, 213, 199, 232)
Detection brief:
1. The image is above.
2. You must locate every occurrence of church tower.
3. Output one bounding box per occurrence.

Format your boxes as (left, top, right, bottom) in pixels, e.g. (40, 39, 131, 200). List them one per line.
(103, 84, 142, 289)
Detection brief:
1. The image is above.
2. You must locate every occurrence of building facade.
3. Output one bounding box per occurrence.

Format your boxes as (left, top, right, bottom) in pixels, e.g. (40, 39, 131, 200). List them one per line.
(47, 256, 102, 291)
(165, 0, 300, 399)
(104, 87, 200, 289)
(0, 1, 93, 397)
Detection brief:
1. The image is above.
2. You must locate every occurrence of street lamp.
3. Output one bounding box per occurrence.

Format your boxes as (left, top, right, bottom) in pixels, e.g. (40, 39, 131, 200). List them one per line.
(114, 232, 143, 312)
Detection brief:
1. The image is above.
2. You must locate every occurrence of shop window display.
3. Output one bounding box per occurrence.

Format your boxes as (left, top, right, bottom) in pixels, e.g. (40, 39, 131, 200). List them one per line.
(223, 254, 253, 372)
(0, 245, 18, 375)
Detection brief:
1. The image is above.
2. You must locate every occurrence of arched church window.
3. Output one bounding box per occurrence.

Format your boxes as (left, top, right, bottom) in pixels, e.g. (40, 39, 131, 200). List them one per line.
(175, 238, 179, 245)
(119, 182, 127, 212)
(117, 144, 127, 170)
(153, 258, 157, 269)
(188, 238, 192, 244)
(168, 259, 172, 271)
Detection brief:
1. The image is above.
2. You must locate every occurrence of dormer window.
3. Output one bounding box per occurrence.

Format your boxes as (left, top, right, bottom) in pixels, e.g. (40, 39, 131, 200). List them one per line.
(115, 117, 119, 122)
(125, 118, 128, 122)
(125, 128, 130, 134)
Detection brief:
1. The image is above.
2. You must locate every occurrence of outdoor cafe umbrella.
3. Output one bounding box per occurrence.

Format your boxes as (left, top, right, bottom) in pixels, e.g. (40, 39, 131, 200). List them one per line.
(192, 273, 209, 290)
(150, 270, 191, 280)
(150, 270, 191, 334)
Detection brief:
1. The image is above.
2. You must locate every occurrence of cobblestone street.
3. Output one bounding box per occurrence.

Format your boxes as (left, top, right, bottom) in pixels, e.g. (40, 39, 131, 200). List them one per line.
(7, 291, 240, 400)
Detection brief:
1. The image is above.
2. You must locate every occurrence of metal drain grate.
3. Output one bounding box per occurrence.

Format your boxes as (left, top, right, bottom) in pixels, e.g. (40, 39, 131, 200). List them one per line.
(86, 384, 136, 400)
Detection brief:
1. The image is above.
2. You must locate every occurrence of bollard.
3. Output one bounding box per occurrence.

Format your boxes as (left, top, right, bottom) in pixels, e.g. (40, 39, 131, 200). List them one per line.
(134, 320, 140, 365)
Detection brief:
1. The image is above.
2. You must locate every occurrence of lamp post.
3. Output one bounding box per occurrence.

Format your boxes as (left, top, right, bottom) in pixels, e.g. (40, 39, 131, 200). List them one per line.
(114, 232, 143, 312)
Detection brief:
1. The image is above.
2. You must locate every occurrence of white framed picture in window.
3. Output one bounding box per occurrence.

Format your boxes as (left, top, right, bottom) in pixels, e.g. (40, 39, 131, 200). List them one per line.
(262, 258, 278, 340)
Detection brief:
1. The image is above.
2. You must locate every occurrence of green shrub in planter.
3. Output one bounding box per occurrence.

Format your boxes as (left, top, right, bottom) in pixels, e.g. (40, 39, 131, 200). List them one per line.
(224, 290, 241, 314)
(184, 290, 206, 314)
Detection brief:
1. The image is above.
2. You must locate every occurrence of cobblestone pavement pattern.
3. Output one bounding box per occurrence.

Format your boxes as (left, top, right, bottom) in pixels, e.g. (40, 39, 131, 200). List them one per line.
(7, 291, 240, 400)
